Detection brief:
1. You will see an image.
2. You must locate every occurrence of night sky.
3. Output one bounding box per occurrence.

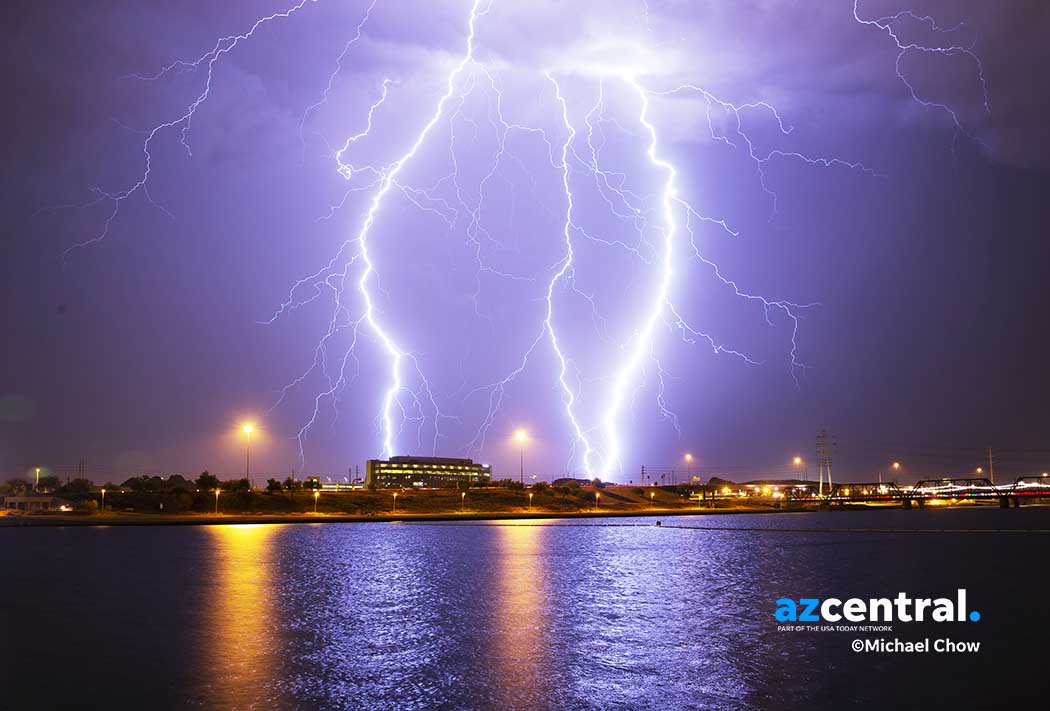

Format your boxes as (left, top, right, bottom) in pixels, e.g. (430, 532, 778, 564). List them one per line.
(2, 1, 1049, 484)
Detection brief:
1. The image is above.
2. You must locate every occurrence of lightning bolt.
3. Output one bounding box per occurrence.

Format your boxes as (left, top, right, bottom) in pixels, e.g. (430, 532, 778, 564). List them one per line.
(54, 1, 992, 480)
(853, 0, 991, 146)
(546, 72, 600, 475)
(48, 0, 321, 257)
(298, 0, 380, 161)
(329, 0, 489, 459)
(595, 75, 676, 477)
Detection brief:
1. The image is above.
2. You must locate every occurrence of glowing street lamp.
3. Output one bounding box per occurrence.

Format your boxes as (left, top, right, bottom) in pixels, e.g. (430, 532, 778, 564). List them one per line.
(514, 429, 528, 485)
(35, 467, 40, 491)
(684, 453, 694, 486)
(100, 488, 106, 514)
(392, 491, 398, 514)
(594, 490, 600, 512)
(242, 423, 254, 486)
(528, 492, 534, 510)
(461, 491, 466, 513)
(650, 491, 655, 509)
(214, 489, 220, 514)
(313, 489, 320, 513)
(976, 467, 983, 475)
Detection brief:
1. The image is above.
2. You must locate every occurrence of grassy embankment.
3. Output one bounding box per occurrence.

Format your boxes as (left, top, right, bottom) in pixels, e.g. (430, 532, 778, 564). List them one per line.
(1, 485, 779, 526)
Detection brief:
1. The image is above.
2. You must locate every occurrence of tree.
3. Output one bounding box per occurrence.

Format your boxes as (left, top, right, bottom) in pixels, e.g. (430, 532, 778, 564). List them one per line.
(492, 478, 524, 490)
(38, 475, 62, 492)
(196, 471, 219, 491)
(5, 478, 27, 496)
(590, 478, 603, 489)
(266, 479, 283, 494)
(221, 478, 250, 492)
(58, 478, 95, 495)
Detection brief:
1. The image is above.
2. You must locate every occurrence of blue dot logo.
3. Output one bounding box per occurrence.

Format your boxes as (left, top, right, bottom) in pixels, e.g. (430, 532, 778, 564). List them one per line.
(969, 610, 981, 622)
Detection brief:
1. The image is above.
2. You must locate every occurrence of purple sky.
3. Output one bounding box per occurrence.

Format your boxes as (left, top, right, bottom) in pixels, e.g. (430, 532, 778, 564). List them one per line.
(2, 1, 1049, 484)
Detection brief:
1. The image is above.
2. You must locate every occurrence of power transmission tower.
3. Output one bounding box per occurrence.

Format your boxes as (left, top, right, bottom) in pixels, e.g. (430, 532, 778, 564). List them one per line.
(816, 430, 835, 496)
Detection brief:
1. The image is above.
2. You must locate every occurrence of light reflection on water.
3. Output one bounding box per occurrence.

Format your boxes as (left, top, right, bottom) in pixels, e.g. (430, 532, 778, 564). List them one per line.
(487, 522, 551, 708)
(201, 524, 279, 709)
(1, 508, 1048, 709)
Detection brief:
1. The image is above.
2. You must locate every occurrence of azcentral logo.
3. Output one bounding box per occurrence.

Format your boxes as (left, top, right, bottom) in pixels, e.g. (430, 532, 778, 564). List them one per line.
(775, 590, 981, 623)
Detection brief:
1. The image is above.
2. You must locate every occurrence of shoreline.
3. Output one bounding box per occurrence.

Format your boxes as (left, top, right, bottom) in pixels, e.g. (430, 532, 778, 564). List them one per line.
(1, 501, 1032, 528)
(0, 505, 807, 528)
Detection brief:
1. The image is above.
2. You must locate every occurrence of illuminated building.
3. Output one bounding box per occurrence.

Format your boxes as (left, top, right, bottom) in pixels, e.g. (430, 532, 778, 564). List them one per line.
(365, 456, 492, 489)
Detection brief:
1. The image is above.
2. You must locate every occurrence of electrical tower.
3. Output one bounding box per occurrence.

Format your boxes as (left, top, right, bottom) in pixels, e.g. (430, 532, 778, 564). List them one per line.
(816, 430, 835, 496)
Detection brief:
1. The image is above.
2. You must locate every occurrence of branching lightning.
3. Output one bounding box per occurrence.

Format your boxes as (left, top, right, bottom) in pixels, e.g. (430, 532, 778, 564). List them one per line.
(49, 0, 321, 257)
(853, 0, 990, 146)
(57, 0, 992, 478)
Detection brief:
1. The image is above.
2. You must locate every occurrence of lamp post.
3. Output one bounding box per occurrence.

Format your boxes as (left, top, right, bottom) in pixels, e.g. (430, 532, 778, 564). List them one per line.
(684, 453, 693, 486)
(461, 491, 466, 513)
(313, 489, 320, 513)
(100, 488, 106, 514)
(650, 491, 655, 509)
(528, 492, 533, 510)
(242, 424, 254, 487)
(214, 489, 220, 514)
(35, 467, 40, 492)
(594, 490, 600, 512)
(514, 429, 528, 485)
(392, 491, 398, 514)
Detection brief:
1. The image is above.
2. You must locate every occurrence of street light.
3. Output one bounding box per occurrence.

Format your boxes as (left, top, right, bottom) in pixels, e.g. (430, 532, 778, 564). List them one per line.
(594, 490, 600, 512)
(976, 467, 983, 475)
(214, 489, 220, 514)
(684, 453, 694, 486)
(528, 492, 533, 510)
(313, 489, 320, 513)
(242, 423, 254, 486)
(514, 429, 528, 485)
(35, 467, 40, 491)
(650, 491, 655, 509)
(392, 491, 398, 513)
(461, 491, 466, 513)
(100, 488, 106, 514)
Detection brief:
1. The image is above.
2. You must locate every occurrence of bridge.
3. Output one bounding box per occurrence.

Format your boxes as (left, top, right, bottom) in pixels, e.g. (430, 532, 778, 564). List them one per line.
(812, 476, 1050, 508)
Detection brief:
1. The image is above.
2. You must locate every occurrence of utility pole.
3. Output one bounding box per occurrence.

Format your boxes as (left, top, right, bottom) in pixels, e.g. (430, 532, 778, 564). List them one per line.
(987, 447, 995, 485)
(641, 464, 646, 487)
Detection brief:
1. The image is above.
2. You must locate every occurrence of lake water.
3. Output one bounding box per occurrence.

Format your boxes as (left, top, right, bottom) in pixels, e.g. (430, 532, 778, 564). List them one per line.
(2, 507, 1048, 709)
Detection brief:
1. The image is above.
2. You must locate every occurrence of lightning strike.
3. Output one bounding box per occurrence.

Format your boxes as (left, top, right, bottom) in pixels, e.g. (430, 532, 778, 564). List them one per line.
(343, 0, 489, 459)
(853, 0, 991, 144)
(57, 1, 994, 479)
(597, 75, 677, 477)
(52, 0, 320, 257)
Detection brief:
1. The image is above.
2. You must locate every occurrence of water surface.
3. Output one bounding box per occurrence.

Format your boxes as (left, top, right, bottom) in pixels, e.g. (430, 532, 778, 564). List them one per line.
(2, 507, 1047, 709)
